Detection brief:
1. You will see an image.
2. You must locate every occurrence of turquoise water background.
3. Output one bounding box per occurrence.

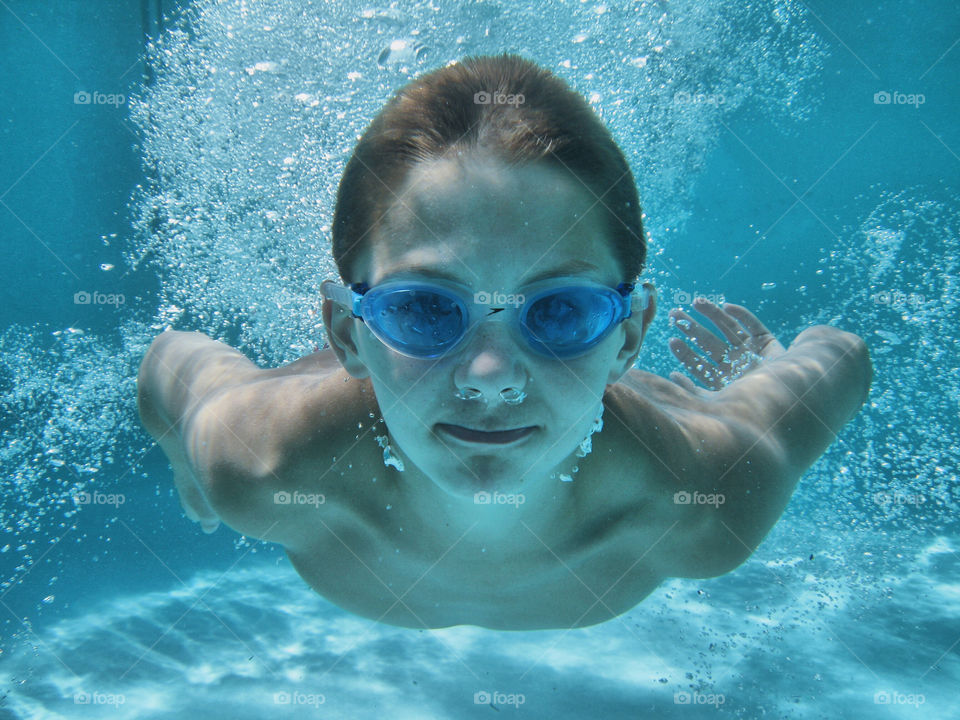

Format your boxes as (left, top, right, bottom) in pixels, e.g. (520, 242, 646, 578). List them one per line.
(1, 0, 958, 717)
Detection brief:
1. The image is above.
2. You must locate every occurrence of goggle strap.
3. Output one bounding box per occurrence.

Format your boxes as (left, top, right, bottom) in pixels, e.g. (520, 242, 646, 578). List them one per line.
(615, 282, 652, 317)
(321, 280, 365, 318)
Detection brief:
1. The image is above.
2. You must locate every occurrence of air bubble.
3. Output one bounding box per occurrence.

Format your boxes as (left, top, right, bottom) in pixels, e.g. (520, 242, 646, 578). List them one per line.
(375, 435, 404, 472)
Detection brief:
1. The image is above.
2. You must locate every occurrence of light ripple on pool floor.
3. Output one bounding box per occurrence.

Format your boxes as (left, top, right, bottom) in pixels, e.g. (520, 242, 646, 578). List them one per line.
(2, 534, 958, 719)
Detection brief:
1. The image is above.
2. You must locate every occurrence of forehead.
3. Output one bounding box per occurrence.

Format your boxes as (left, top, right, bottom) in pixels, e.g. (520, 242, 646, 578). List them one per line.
(361, 156, 620, 286)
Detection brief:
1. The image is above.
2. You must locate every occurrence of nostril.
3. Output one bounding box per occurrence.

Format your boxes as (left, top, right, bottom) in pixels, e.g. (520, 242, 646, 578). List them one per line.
(499, 387, 526, 405)
(454, 387, 485, 401)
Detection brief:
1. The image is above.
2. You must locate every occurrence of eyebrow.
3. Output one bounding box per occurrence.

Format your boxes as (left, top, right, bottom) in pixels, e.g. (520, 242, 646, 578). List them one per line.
(383, 259, 607, 286)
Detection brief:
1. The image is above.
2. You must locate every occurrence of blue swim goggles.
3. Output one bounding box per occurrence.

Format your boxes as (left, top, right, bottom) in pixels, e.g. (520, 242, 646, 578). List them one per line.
(321, 276, 649, 359)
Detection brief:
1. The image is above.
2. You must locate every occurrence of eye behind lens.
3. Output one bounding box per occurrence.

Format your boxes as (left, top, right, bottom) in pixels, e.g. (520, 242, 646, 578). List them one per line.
(520, 287, 625, 357)
(364, 285, 469, 357)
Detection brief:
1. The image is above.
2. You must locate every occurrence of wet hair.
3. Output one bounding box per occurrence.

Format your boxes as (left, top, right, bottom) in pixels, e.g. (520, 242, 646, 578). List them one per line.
(331, 52, 645, 283)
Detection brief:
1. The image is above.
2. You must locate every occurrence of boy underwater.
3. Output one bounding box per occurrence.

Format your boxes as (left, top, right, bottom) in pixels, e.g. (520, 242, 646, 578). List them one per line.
(138, 54, 872, 630)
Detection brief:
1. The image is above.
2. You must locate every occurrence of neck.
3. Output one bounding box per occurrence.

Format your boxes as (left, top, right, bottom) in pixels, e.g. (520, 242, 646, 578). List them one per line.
(387, 437, 586, 544)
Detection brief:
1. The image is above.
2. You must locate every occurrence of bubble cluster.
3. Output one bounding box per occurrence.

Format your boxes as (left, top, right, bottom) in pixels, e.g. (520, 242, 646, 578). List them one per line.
(0, 320, 153, 595)
(125, 0, 826, 367)
(798, 190, 960, 537)
(10, 0, 955, 710)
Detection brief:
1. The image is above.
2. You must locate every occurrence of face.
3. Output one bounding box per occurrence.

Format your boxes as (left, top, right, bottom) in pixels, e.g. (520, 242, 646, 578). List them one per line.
(325, 154, 655, 498)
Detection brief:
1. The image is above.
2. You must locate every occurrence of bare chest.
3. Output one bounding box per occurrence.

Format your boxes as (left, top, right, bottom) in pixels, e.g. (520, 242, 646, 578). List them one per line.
(285, 442, 680, 629)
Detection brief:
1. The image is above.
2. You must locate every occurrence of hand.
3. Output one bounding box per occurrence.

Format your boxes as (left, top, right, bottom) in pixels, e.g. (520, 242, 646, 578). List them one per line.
(668, 298, 786, 394)
(174, 463, 221, 534)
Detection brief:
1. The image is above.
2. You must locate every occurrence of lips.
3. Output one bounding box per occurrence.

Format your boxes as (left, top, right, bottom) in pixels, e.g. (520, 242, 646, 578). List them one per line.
(435, 423, 536, 445)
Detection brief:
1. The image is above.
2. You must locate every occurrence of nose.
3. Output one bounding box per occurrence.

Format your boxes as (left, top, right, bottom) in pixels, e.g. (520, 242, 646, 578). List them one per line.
(453, 320, 529, 405)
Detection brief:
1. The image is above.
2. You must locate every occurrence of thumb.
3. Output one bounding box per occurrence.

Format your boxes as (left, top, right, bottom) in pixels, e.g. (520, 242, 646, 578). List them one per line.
(669, 371, 698, 392)
(199, 518, 220, 534)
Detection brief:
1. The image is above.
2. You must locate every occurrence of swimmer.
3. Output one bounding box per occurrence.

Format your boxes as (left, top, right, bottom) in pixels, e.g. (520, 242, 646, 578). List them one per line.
(137, 54, 872, 630)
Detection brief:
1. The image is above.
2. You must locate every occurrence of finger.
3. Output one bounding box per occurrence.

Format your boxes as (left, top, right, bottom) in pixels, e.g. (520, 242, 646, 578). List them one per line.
(669, 371, 700, 393)
(670, 309, 729, 363)
(200, 518, 220, 534)
(668, 337, 723, 389)
(720, 302, 772, 338)
(691, 298, 751, 345)
(174, 468, 219, 528)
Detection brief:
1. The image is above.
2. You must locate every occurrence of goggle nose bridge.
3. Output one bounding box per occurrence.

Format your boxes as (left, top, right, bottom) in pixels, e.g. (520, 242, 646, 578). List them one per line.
(321, 278, 645, 359)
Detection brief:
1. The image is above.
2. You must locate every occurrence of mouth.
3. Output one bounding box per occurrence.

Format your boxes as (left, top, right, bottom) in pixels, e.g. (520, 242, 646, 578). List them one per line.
(434, 423, 536, 445)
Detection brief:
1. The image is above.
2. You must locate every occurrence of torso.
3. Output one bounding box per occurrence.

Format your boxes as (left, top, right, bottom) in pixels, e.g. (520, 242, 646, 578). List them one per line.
(279, 370, 711, 630)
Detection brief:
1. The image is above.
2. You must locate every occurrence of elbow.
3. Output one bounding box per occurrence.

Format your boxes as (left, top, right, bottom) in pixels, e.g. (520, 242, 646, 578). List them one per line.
(701, 515, 757, 577)
(669, 508, 757, 579)
(853, 335, 873, 409)
(799, 326, 874, 421)
(836, 332, 873, 422)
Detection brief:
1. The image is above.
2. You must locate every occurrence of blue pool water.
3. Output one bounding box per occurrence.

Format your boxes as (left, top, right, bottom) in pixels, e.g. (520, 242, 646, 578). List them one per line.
(1, 0, 958, 717)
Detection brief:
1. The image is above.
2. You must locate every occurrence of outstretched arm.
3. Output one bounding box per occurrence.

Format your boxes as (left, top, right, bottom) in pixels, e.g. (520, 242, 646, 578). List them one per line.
(137, 331, 262, 533)
(138, 332, 356, 544)
(667, 299, 872, 555)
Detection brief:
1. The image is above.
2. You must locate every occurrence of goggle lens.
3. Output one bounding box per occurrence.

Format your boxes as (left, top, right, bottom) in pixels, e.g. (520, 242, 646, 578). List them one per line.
(344, 281, 633, 359)
(522, 287, 623, 356)
(364, 286, 466, 357)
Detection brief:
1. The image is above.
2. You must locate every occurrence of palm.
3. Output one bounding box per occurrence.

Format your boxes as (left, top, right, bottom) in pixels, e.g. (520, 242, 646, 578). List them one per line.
(667, 298, 785, 394)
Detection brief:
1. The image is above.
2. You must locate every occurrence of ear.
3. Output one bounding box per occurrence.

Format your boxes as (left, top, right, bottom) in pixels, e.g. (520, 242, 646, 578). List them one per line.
(606, 282, 656, 385)
(321, 296, 370, 379)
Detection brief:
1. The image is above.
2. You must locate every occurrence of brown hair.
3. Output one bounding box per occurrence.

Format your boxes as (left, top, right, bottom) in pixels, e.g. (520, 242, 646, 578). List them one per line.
(331, 52, 645, 283)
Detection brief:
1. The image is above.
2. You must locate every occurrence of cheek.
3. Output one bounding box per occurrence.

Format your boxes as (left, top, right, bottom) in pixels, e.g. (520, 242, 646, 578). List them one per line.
(359, 343, 449, 422)
(541, 352, 613, 399)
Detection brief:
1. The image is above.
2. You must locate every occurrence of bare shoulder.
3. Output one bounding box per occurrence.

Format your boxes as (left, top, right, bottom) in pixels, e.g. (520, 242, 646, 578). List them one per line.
(606, 368, 766, 476)
(186, 349, 378, 547)
(606, 326, 871, 577)
(604, 369, 787, 578)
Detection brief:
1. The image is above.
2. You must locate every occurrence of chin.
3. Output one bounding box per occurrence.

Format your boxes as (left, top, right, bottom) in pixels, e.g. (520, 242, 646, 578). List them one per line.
(432, 455, 532, 496)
